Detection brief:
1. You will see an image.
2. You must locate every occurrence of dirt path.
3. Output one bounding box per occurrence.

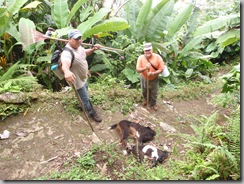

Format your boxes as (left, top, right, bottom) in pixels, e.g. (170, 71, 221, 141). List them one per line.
(0, 89, 219, 180)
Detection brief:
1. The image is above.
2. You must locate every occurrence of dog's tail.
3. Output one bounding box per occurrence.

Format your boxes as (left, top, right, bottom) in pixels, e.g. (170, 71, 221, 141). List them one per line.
(108, 123, 117, 130)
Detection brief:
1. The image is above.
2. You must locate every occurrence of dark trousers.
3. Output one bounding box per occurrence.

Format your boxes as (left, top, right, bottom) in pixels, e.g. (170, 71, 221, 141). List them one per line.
(140, 75, 159, 106)
(77, 82, 96, 117)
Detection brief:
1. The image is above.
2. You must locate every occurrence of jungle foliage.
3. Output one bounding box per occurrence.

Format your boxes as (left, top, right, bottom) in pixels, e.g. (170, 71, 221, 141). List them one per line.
(0, 0, 240, 180)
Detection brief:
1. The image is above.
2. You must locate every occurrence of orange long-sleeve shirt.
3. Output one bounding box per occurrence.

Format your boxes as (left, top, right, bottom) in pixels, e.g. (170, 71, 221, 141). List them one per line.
(136, 53, 164, 80)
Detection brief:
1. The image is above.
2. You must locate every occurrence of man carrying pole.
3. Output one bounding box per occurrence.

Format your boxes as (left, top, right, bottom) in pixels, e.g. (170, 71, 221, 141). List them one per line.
(61, 29, 102, 123)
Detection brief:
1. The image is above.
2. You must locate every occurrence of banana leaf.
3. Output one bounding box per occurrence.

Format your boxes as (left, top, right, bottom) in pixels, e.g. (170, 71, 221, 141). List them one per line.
(66, 0, 88, 25)
(166, 3, 193, 38)
(82, 18, 129, 40)
(135, 0, 152, 41)
(79, 6, 93, 23)
(146, 0, 174, 41)
(7, 23, 22, 43)
(77, 8, 111, 36)
(53, 0, 69, 29)
(18, 18, 36, 49)
(180, 31, 223, 56)
(0, 7, 10, 35)
(194, 14, 240, 36)
(152, 0, 171, 15)
(7, 0, 28, 16)
(216, 29, 240, 48)
(123, 0, 141, 37)
(19, 1, 42, 12)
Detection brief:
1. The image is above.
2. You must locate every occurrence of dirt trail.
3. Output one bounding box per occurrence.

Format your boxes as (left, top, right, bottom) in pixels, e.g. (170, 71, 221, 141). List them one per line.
(0, 89, 219, 180)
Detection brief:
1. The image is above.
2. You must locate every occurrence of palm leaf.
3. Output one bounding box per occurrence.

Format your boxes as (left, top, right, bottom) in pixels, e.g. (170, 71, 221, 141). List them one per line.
(194, 14, 240, 36)
(53, 0, 69, 29)
(167, 4, 193, 38)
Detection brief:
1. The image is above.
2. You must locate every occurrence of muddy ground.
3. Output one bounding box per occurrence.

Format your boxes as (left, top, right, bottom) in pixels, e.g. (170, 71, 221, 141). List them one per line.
(0, 85, 225, 180)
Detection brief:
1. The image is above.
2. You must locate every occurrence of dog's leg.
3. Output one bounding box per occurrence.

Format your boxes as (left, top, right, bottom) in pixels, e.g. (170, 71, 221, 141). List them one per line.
(151, 157, 157, 168)
(138, 150, 144, 163)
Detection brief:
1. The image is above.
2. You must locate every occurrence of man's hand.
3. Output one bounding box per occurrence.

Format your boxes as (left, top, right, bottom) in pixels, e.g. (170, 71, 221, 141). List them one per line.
(146, 63, 151, 70)
(92, 44, 101, 51)
(64, 70, 76, 83)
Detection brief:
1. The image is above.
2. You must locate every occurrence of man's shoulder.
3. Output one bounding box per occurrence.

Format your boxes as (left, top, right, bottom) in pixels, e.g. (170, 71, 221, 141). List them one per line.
(138, 54, 145, 60)
(153, 53, 161, 58)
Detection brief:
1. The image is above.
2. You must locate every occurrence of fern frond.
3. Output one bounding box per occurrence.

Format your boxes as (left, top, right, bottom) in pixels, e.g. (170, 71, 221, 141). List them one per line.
(0, 61, 20, 82)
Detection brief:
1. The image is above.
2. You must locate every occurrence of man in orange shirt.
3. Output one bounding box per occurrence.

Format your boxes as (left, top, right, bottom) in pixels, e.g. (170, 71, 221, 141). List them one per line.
(136, 43, 164, 111)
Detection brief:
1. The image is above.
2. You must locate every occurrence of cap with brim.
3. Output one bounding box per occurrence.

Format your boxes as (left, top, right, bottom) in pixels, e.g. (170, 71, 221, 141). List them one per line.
(68, 29, 82, 39)
(143, 43, 152, 51)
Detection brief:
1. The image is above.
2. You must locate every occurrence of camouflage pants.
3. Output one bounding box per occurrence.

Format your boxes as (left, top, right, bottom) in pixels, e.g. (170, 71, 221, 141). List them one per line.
(140, 75, 159, 106)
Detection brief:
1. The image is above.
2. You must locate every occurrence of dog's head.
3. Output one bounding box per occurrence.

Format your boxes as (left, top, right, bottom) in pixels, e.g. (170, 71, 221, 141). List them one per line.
(158, 151, 169, 162)
(141, 126, 156, 143)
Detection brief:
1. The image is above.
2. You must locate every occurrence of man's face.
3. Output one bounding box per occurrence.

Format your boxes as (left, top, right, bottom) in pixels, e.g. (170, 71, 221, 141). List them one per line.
(69, 36, 82, 49)
(144, 49, 153, 57)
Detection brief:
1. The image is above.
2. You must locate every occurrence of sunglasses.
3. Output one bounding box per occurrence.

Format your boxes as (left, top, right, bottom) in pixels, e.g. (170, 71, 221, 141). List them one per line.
(74, 36, 82, 41)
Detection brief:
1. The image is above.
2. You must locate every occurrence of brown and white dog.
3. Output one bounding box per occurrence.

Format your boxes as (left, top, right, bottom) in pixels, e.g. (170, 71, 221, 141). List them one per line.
(128, 144, 169, 167)
(109, 120, 156, 153)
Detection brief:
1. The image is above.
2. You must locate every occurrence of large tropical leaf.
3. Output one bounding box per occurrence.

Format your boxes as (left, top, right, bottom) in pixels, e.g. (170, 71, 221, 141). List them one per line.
(7, 0, 28, 16)
(152, 0, 171, 16)
(123, 0, 140, 36)
(18, 18, 36, 49)
(90, 64, 108, 72)
(216, 29, 240, 48)
(77, 8, 111, 36)
(7, 23, 22, 43)
(194, 14, 240, 36)
(122, 68, 140, 83)
(146, 0, 173, 41)
(66, 0, 88, 25)
(53, 0, 69, 29)
(0, 7, 11, 35)
(180, 31, 224, 56)
(135, 0, 152, 41)
(166, 3, 193, 38)
(19, 1, 42, 11)
(79, 5, 93, 23)
(82, 18, 129, 40)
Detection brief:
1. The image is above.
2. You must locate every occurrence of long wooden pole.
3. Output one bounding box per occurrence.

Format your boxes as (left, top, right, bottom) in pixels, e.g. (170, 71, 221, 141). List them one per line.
(71, 84, 95, 132)
(34, 30, 124, 52)
(147, 69, 150, 109)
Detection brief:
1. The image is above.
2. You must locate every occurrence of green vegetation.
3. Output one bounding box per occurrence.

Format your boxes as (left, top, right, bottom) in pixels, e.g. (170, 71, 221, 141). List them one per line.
(37, 101, 240, 180)
(0, 0, 240, 181)
(35, 64, 240, 180)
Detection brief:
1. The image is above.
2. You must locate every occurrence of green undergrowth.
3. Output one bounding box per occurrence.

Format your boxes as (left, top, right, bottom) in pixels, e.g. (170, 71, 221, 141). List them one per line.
(37, 101, 240, 180)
